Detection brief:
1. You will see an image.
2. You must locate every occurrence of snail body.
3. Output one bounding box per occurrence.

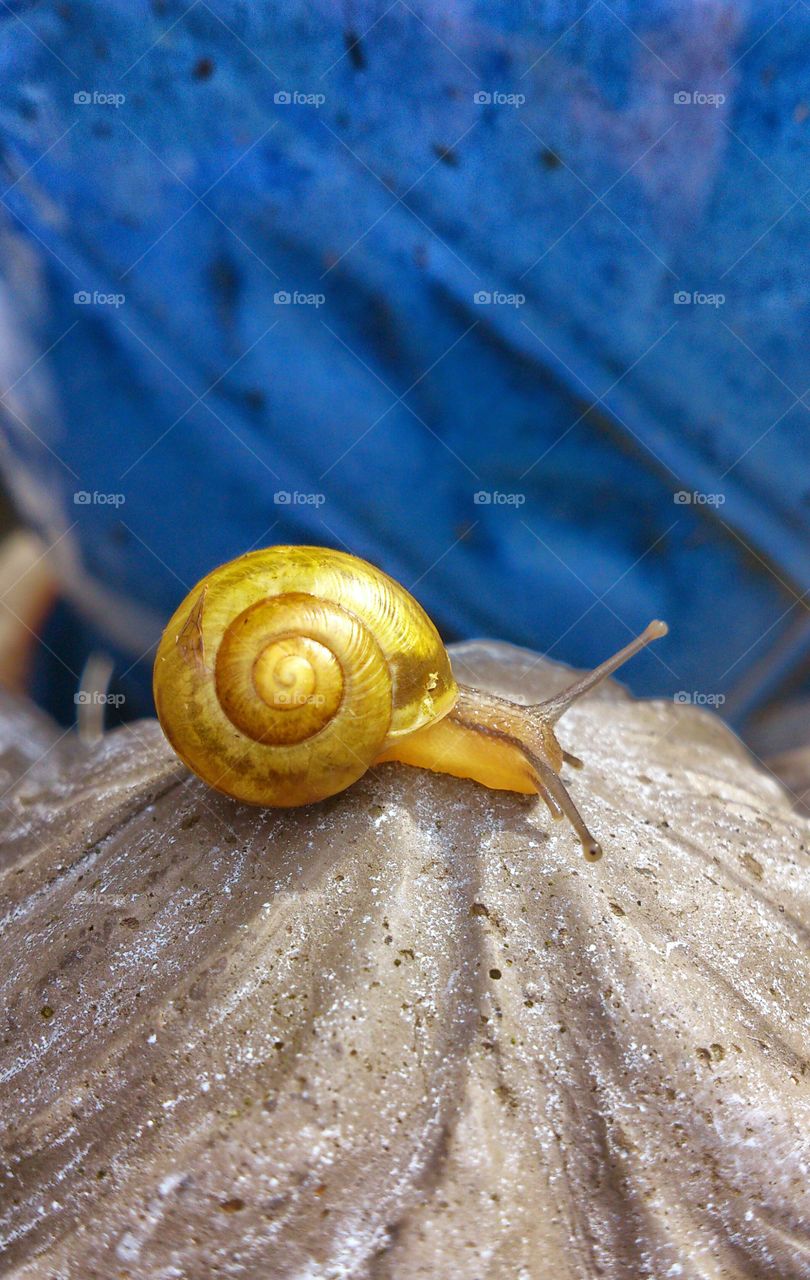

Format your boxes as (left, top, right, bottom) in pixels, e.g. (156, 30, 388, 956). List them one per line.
(154, 545, 667, 859)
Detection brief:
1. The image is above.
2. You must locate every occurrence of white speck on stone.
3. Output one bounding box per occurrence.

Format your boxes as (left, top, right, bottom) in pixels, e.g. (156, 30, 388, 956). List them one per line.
(116, 1231, 141, 1262)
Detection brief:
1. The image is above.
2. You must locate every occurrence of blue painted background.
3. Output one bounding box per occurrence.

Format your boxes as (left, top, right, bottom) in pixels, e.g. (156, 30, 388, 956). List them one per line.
(0, 1, 808, 728)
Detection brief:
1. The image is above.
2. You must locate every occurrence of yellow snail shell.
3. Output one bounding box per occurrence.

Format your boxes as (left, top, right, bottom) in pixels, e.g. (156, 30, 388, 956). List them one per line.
(153, 546, 457, 807)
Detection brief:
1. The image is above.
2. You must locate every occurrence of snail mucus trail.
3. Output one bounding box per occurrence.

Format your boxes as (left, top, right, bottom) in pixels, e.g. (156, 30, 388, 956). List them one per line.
(153, 546, 668, 861)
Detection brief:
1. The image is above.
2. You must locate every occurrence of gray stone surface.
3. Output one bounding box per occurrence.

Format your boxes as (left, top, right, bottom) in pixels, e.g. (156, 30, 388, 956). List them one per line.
(1, 643, 808, 1278)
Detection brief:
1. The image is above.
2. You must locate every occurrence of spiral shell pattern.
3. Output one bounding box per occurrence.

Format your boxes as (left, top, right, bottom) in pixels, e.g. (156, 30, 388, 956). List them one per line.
(153, 546, 458, 806)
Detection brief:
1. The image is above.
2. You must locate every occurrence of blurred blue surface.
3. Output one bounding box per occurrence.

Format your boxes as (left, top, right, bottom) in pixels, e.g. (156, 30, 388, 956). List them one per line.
(0, 1, 808, 726)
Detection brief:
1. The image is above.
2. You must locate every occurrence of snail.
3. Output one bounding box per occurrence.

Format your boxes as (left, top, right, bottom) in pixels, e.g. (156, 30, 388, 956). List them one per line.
(153, 546, 667, 860)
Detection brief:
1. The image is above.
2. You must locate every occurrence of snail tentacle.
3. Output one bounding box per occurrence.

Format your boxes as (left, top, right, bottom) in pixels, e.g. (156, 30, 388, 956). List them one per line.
(377, 620, 668, 860)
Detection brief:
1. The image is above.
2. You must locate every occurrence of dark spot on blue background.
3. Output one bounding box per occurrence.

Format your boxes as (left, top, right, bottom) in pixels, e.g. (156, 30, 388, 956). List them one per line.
(344, 31, 366, 71)
(432, 143, 459, 167)
(244, 388, 266, 412)
(210, 254, 240, 329)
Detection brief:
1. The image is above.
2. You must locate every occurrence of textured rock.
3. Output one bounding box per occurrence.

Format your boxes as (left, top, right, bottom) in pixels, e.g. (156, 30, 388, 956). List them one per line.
(767, 747, 810, 818)
(0, 642, 808, 1279)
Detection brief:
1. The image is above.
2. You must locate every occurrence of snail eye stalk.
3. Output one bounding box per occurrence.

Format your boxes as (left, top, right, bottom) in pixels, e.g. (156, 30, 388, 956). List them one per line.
(377, 620, 669, 860)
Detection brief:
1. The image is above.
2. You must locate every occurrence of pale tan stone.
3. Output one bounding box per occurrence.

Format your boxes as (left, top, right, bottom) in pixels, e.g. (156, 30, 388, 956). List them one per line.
(1, 643, 808, 1278)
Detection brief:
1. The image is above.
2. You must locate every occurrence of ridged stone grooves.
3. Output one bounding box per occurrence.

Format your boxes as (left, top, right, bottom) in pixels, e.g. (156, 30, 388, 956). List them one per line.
(0, 643, 808, 1279)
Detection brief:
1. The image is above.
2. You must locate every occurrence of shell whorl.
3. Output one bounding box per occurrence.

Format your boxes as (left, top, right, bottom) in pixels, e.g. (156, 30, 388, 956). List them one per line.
(216, 594, 356, 745)
(153, 547, 458, 807)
